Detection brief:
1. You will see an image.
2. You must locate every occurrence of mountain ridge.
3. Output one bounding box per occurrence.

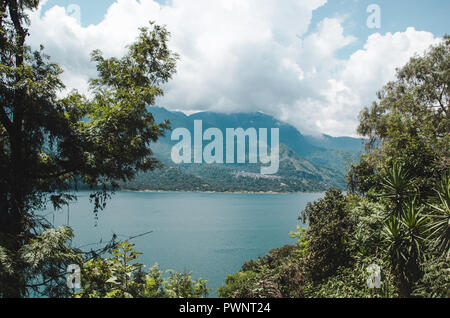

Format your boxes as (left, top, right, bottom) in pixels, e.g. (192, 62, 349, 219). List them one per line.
(120, 107, 365, 192)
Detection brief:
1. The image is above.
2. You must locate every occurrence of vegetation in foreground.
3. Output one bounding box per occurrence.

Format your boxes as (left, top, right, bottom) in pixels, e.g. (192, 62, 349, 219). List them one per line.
(218, 36, 449, 298)
(0, 0, 193, 298)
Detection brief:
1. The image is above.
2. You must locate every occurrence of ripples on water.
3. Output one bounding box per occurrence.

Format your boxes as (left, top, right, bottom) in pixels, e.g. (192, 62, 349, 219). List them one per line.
(49, 191, 324, 297)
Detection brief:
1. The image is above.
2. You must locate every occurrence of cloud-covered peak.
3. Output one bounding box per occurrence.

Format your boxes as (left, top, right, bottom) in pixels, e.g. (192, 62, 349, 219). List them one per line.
(27, 0, 440, 137)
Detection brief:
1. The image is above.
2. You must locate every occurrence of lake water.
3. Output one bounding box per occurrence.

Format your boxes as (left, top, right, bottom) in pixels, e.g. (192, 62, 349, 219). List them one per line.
(49, 191, 324, 297)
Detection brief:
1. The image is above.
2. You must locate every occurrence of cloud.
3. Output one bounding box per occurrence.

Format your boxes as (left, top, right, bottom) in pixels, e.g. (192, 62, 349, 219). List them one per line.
(314, 27, 441, 136)
(27, 0, 440, 137)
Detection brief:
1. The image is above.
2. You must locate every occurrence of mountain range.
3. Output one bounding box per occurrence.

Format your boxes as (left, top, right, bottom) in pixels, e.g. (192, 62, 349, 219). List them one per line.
(120, 107, 366, 193)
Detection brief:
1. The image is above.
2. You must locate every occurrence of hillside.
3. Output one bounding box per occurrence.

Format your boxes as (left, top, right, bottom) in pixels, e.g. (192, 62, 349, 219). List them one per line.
(120, 107, 364, 192)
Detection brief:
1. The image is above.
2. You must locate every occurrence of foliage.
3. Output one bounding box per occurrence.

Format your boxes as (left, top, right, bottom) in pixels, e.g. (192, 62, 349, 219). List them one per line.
(0, 0, 177, 297)
(289, 226, 309, 258)
(219, 35, 449, 300)
(217, 271, 260, 298)
(219, 175, 449, 298)
(0, 228, 208, 299)
(164, 270, 209, 298)
(413, 255, 450, 298)
(0, 226, 82, 298)
(351, 36, 449, 197)
(382, 199, 429, 297)
(300, 189, 356, 283)
(379, 162, 417, 216)
(427, 175, 450, 254)
(217, 246, 306, 298)
(76, 241, 208, 298)
(303, 257, 396, 298)
(349, 199, 386, 260)
(346, 158, 380, 195)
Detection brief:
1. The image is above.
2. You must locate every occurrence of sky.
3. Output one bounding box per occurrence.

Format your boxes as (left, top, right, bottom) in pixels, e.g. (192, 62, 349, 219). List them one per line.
(27, 0, 449, 137)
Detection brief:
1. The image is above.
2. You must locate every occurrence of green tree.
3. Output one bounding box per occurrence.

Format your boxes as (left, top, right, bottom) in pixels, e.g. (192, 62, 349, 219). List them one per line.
(350, 36, 449, 196)
(219, 37, 449, 300)
(413, 256, 450, 298)
(427, 175, 450, 254)
(0, 0, 178, 297)
(382, 198, 429, 297)
(379, 162, 417, 217)
(0, 226, 82, 298)
(217, 245, 305, 298)
(300, 189, 355, 283)
(346, 37, 450, 297)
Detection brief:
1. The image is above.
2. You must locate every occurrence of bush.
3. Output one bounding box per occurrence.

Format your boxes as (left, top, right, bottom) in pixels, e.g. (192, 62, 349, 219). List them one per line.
(300, 189, 356, 283)
(76, 241, 209, 298)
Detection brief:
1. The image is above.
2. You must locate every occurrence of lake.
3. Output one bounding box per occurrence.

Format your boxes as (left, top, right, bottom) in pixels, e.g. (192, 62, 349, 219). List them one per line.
(49, 191, 324, 297)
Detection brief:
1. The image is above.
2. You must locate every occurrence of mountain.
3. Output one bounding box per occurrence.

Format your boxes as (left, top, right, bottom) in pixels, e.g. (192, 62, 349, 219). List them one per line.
(304, 134, 365, 152)
(151, 107, 323, 156)
(120, 107, 365, 193)
(301, 135, 365, 174)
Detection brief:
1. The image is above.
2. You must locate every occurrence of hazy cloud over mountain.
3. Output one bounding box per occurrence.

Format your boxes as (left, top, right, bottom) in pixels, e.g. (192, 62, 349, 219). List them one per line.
(27, 0, 441, 136)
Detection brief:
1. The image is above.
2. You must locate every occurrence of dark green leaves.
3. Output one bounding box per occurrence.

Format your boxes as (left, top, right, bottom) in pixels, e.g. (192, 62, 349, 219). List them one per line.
(427, 175, 450, 254)
(76, 240, 209, 299)
(1, 0, 178, 297)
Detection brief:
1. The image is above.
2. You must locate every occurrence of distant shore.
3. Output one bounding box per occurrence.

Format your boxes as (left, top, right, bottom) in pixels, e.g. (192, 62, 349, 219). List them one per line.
(122, 189, 324, 195)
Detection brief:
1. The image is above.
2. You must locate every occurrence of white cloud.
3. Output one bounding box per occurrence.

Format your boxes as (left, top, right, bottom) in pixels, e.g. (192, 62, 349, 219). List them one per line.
(27, 0, 440, 137)
(319, 28, 441, 136)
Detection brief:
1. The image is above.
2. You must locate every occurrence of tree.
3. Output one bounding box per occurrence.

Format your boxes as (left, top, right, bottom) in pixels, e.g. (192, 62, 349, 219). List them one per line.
(0, 226, 82, 298)
(349, 36, 449, 297)
(0, 0, 178, 297)
(300, 189, 355, 283)
(351, 36, 449, 196)
(379, 162, 417, 217)
(382, 198, 429, 297)
(427, 175, 450, 255)
(219, 36, 449, 299)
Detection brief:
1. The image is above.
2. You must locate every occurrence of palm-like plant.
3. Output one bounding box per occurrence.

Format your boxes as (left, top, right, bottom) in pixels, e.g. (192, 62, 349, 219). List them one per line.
(380, 162, 417, 217)
(383, 198, 429, 297)
(383, 215, 404, 261)
(427, 175, 450, 255)
(400, 199, 429, 250)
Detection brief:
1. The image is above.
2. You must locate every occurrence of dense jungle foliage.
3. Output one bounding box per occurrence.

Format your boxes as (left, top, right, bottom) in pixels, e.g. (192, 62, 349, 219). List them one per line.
(218, 36, 450, 298)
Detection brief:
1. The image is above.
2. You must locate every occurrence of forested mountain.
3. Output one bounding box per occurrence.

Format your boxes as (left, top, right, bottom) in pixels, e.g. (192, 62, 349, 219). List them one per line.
(120, 107, 364, 192)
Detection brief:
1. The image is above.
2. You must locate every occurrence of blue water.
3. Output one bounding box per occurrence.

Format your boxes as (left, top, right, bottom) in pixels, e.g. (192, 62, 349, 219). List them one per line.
(49, 191, 324, 297)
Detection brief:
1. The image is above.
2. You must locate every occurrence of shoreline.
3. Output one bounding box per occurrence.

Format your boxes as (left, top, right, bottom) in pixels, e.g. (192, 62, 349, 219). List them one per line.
(122, 189, 325, 195)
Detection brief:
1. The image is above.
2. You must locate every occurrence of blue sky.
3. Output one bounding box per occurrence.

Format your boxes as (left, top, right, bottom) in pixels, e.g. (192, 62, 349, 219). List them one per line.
(40, 0, 450, 59)
(311, 0, 450, 58)
(41, 0, 165, 25)
(30, 0, 449, 136)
